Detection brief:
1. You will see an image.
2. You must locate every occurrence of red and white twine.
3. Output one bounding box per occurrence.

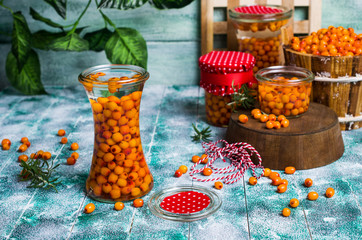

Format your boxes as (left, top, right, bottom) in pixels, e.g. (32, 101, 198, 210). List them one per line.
(189, 140, 264, 184)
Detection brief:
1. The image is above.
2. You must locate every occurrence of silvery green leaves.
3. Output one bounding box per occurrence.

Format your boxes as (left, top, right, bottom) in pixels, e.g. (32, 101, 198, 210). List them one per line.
(97, 0, 193, 9)
(7, 12, 45, 95)
(43, 0, 67, 19)
(105, 28, 147, 69)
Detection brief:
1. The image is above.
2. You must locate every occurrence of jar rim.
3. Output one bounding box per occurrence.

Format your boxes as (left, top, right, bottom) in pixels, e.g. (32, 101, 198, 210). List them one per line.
(78, 64, 149, 87)
(255, 66, 314, 84)
(229, 5, 293, 23)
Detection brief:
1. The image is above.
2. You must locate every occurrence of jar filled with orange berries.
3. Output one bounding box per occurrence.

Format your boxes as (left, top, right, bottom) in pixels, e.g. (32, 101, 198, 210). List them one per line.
(229, 5, 293, 73)
(199, 51, 256, 127)
(79, 64, 153, 203)
(256, 66, 314, 117)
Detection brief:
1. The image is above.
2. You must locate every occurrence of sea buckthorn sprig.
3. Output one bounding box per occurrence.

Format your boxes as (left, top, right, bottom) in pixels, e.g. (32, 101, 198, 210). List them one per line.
(189, 140, 264, 185)
(290, 26, 362, 56)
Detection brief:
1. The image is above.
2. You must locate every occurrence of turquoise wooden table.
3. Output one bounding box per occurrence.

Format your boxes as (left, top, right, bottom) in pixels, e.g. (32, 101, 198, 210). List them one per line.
(0, 85, 361, 240)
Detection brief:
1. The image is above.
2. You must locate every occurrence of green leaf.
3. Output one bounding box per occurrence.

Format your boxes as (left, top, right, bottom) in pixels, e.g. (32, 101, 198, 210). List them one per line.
(48, 33, 89, 51)
(97, 0, 147, 10)
(6, 50, 46, 95)
(11, 11, 32, 70)
(105, 27, 147, 69)
(30, 7, 64, 29)
(84, 28, 113, 51)
(43, 0, 67, 19)
(148, 0, 194, 9)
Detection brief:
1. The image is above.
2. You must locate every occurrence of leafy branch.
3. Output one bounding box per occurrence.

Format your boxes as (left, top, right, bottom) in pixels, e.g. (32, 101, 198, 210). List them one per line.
(228, 83, 256, 112)
(191, 123, 212, 143)
(19, 155, 61, 192)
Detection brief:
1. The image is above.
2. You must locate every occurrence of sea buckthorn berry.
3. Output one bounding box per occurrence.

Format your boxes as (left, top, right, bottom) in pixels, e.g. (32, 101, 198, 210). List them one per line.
(289, 198, 300, 208)
(70, 142, 79, 150)
(178, 165, 188, 174)
(1, 139, 11, 146)
(114, 202, 125, 211)
(277, 184, 287, 193)
(42, 152, 51, 160)
(71, 152, 79, 160)
(84, 203, 95, 214)
(57, 129, 66, 136)
(92, 102, 103, 113)
(280, 119, 290, 128)
(285, 166, 296, 174)
(203, 168, 213, 176)
(238, 114, 248, 124)
(214, 181, 223, 190)
(307, 191, 319, 201)
(249, 177, 257, 185)
(272, 177, 282, 186)
(277, 115, 286, 122)
(253, 112, 262, 120)
(260, 114, 269, 123)
(61, 137, 68, 144)
(325, 188, 335, 198)
(191, 155, 201, 163)
(133, 198, 144, 208)
(273, 121, 281, 129)
(200, 154, 208, 164)
(281, 179, 288, 186)
(18, 144, 28, 152)
(20, 137, 29, 143)
(268, 114, 277, 121)
(18, 154, 28, 162)
(2, 144, 10, 150)
(251, 109, 261, 116)
(263, 168, 271, 177)
(175, 169, 183, 177)
(24, 141, 31, 147)
(282, 208, 291, 217)
(67, 157, 76, 165)
(269, 172, 280, 180)
(265, 121, 274, 129)
(304, 178, 313, 187)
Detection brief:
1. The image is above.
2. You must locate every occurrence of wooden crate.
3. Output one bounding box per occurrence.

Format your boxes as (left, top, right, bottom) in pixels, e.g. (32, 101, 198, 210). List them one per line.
(201, 0, 322, 55)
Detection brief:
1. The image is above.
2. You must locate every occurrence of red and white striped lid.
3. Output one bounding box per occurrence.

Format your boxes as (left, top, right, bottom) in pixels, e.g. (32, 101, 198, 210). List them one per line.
(234, 5, 283, 14)
(199, 51, 255, 74)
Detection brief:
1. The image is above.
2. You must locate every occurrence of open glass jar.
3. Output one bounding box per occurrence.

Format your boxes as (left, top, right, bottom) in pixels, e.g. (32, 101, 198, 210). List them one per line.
(79, 64, 153, 203)
(255, 66, 314, 117)
(229, 5, 293, 73)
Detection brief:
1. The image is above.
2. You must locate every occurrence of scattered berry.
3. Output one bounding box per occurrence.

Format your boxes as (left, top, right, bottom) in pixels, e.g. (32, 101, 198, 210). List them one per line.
(266, 121, 274, 129)
(58, 129, 66, 136)
(214, 181, 223, 190)
(20, 137, 29, 143)
(281, 179, 288, 186)
(263, 168, 271, 177)
(191, 155, 201, 163)
(42, 152, 51, 160)
(70, 142, 79, 150)
(18, 144, 28, 152)
(71, 152, 79, 160)
(1, 139, 11, 146)
(285, 166, 296, 174)
(238, 114, 248, 123)
(282, 208, 291, 217)
(84, 203, 95, 213)
(203, 168, 213, 176)
(174, 169, 183, 177)
(178, 165, 188, 174)
(304, 178, 313, 187)
(249, 177, 257, 185)
(307, 191, 319, 201)
(259, 114, 269, 123)
(18, 155, 28, 162)
(200, 154, 208, 164)
(114, 202, 125, 211)
(325, 188, 335, 198)
(133, 198, 144, 208)
(272, 177, 282, 186)
(277, 184, 287, 193)
(269, 172, 280, 180)
(60, 137, 68, 144)
(67, 157, 76, 165)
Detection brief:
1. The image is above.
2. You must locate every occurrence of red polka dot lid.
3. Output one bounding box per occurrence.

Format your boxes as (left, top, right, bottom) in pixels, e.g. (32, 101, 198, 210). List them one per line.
(199, 51, 256, 96)
(199, 51, 255, 74)
(234, 5, 283, 14)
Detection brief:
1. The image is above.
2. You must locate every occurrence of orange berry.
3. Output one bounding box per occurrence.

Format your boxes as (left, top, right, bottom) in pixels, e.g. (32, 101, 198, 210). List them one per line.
(20, 137, 29, 143)
(253, 112, 262, 120)
(71, 152, 79, 160)
(200, 154, 208, 164)
(280, 119, 290, 128)
(175, 169, 183, 177)
(18, 144, 28, 152)
(277, 115, 286, 122)
(325, 188, 335, 198)
(178, 165, 188, 174)
(263, 168, 271, 177)
(84, 203, 95, 213)
(61, 137, 68, 144)
(281, 179, 289, 185)
(1, 139, 11, 146)
(265, 121, 274, 129)
(2, 144, 10, 150)
(307, 191, 319, 201)
(251, 109, 261, 116)
(285, 166, 296, 174)
(70, 142, 79, 150)
(304, 178, 313, 187)
(57, 129, 66, 136)
(268, 114, 277, 121)
(277, 184, 287, 193)
(67, 157, 76, 165)
(249, 177, 257, 185)
(133, 198, 144, 208)
(203, 168, 213, 176)
(42, 152, 51, 160)
(114, 202, 125, 211)
(191, 155, 201, 163)
(272, 177, 282, 186)
(259, 114, 269, 123)
(289, 198, 300, 208)
(214, 181, 223, 190)
(282, 208, 291, 217)
(18, 154, 28, 162)
(269, 172, 280, 180)
(273, 121, 281, 129)
(238, 114, 248, 124)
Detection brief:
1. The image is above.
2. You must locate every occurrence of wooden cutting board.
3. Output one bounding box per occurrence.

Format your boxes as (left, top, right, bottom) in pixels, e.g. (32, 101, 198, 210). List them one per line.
(226, 103, 344, 170)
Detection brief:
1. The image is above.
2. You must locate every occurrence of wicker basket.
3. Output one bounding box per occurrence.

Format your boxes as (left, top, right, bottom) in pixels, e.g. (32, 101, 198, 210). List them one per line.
(284, 47, 362, 130)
